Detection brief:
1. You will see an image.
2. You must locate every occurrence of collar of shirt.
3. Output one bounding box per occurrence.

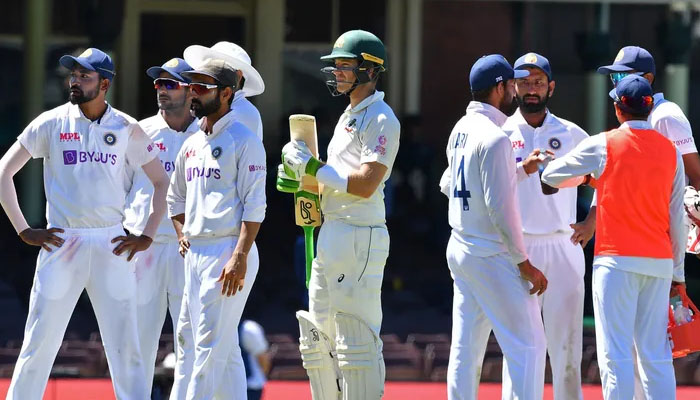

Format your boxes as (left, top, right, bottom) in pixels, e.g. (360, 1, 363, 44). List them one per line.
(652, 92, 666, 110)
(206, 109, 235, 139)
(231, 90, 245, 109)
(153, 111, 200, 133)
(511, 107, 554, 129)
(467, 101, 508, 127)
(346, 90, 385, 113)
(621, 120, 652, 130)
(68, 101, 113, 124)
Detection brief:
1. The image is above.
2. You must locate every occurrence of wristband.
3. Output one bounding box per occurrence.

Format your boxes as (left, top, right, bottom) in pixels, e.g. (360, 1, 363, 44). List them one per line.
(316, 165, 348, 192)
(305, 157, 323, 177)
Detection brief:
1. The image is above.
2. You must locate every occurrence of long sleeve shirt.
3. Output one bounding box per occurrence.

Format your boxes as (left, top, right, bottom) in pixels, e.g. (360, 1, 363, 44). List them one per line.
(542, 120, 685, 282)
(167, 111, 266, 239)
(440, 101, 528, 265)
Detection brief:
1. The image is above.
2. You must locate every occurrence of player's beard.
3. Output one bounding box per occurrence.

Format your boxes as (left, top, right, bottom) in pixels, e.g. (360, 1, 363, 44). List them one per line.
(191, 95, 221, 118)
(158, 93, 187, 112)
(69, 85, 99, 105)
(501, 94, 519, 117)
(517, 92, 550, 114)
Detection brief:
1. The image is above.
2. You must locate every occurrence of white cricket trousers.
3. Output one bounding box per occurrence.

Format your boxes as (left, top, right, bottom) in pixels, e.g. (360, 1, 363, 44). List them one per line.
(6, 225, 147, 400)
(309, 219, 390, 341)
(592, 264, 675, 400)
(502, 233, 585, 400)
(172, 236, 258, 400)
(446, 236, 546, 400)
(134, 239, 185, 394)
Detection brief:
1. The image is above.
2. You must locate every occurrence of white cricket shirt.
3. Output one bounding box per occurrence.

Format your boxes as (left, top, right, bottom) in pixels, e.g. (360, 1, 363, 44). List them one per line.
(321, 91, 400, 226)
(18, 102, 158, 229)
(542, 120, 686, 282)
(167, 111, 266, 238)
(439, 101, 528, 265)
(123, 112, 199, 242)
(503, 109, 589, 235)
(649, 93, 696, 155)
(231, 91, 263, 141)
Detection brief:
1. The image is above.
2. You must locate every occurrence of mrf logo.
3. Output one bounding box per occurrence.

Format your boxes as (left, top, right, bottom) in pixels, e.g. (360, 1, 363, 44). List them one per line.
(155, 142, 167, 152)
(59, 132, 81, 142)
(63, 150, 117, 165)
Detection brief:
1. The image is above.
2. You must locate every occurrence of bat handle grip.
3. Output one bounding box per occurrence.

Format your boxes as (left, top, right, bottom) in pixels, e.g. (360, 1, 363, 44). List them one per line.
(302, 225, 315, 289)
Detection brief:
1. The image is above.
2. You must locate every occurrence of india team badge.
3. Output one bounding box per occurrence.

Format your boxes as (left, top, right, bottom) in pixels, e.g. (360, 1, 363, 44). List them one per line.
(524, 53, 538, 63)
(211, 146, 222, 159)
(615, 49, 625, 62)
(104, 132, 117, 146)
(164, 58, 179, 68)
(548, 137, 561, 150)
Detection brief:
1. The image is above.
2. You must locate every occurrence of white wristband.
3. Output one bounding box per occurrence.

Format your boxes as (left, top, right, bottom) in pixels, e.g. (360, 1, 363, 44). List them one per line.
(316, 165, 348, 193)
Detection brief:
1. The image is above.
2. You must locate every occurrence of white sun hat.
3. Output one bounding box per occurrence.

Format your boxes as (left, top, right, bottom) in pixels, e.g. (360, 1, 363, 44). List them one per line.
(184, 41, 265, 97)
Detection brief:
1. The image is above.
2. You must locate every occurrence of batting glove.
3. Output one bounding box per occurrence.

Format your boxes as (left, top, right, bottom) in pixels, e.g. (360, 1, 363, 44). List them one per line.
(281, 140, 323, 179)
(276, 164, 300, 193)
(684, 186, 700, 223)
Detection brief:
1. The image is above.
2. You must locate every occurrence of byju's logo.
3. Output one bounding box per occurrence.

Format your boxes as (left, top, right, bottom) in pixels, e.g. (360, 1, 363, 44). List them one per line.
(63, 150, 77, 165)
(62, 150, 117, 166)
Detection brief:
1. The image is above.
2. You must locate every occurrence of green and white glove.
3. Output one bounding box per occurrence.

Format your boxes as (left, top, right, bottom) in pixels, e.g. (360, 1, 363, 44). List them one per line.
(276, 164, 301, 193)
(281, 140, 323, 180)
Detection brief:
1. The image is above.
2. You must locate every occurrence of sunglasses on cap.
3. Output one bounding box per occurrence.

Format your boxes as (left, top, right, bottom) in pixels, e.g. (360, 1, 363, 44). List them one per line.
(613, 94, 654, 110)
(610, 71, 644, 86)
(153, 78, 188, 90)
(189, 82, 223, 95)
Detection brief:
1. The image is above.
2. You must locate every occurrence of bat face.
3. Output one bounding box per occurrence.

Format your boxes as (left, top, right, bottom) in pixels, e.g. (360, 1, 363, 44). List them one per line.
(289, 114, 322, 227)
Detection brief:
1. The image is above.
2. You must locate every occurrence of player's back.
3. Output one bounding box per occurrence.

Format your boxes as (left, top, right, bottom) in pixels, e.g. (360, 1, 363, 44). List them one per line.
(446, 108, 515, 258)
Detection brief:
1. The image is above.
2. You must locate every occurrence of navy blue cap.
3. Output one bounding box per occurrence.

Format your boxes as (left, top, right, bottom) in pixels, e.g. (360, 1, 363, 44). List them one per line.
(597, 46, 656, 76)
(146, 58, 192, 83)
(514, 52, 552, 80)
(469, 54, 529, 92)
(59, 48, 115, 80)
(608, 75, 654, 114)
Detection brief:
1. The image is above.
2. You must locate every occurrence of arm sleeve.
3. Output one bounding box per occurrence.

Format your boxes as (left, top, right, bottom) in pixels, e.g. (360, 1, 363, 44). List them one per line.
(17, 112, 53, 159)
(670, 149, 686, 282)
(237, 135, 267, 223)
(126, 124, 159, 167)
(480, 135, 528, 265)
(166, 147, 187, 218)
(654, 114, 697, 155)
(541, 134, 607, 187)
(241, 321, 269, 355)
(359, 114, 400, 169)
(515, 161, 529, 183)
(439, 136, 453, 197)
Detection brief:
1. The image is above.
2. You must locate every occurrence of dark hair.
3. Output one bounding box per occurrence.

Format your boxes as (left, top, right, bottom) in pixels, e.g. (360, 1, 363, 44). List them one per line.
(239, 76, 246, 90)
(471, 82, 500, 102)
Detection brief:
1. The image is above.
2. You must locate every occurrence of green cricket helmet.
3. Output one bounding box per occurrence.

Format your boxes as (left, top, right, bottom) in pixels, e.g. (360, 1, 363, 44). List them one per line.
(320, 30, 386, 96)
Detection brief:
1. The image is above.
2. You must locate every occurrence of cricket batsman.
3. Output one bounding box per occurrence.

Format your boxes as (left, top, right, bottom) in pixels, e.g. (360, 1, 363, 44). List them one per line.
(277, 30, 400, 399)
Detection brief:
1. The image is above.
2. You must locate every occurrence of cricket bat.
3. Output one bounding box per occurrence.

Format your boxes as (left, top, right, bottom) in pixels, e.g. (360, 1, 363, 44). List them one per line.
(289, 114, 321, 288)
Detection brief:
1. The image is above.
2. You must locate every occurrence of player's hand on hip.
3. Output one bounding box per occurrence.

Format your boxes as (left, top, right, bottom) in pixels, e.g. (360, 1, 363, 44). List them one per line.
(517, 259, 548, 295)
(570, 218, 595, 248)
(111, 234, 153, 261)
(178, 236, 190, 257)
(276, 164, 301, 193)
(217, 251, 247, 296)
(19, 227, 65, 251)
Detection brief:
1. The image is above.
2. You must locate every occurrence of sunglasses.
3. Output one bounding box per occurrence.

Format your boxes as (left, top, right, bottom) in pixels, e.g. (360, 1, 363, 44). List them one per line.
(189, 82, 222, 95)
(153, 78, 188, 90)
(610, 71, 644, 86)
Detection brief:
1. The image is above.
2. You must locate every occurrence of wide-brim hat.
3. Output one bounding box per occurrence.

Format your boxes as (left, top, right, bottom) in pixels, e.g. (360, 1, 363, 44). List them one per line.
(183, 42, 264, 97)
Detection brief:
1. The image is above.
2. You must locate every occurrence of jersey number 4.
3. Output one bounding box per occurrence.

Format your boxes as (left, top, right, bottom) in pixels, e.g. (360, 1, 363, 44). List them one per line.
(453, 156, 471, 211)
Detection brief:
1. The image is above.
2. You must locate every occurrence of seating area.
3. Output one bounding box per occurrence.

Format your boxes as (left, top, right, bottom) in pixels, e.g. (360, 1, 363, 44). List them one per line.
(0, 329, 698, 385)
